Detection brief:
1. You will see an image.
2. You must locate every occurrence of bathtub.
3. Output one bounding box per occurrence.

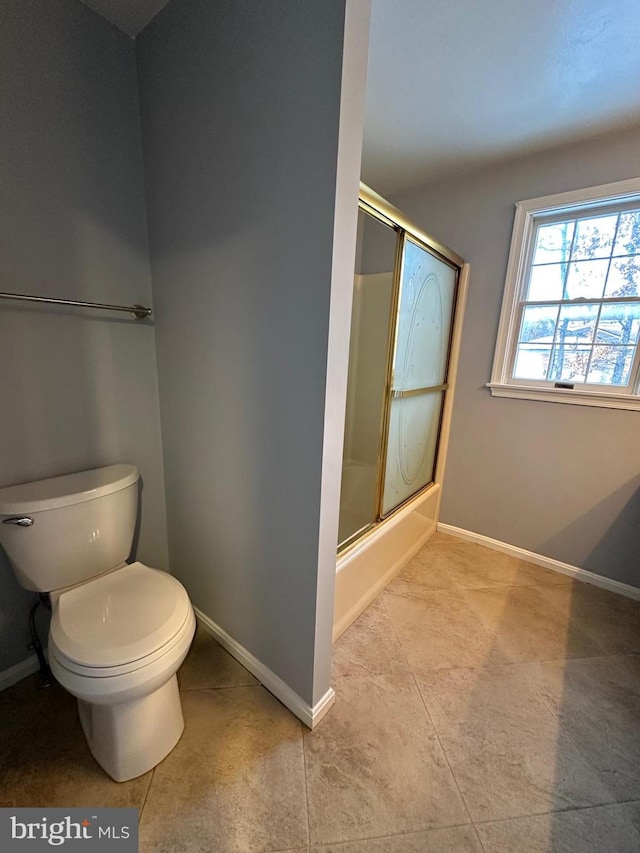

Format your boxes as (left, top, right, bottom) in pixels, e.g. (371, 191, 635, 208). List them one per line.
(333, 481, 440, 641)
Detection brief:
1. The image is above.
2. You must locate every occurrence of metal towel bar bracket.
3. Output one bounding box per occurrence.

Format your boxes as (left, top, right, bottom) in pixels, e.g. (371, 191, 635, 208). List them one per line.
(0, 291, 152, 320)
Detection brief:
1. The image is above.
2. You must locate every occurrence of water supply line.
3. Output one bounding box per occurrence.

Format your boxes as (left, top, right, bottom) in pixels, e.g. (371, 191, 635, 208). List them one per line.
(29, 594, 53, 689)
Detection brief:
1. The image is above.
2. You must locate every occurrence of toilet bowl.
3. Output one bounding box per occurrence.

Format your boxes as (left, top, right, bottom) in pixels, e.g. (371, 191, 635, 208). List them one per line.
(0, 465, 196, 782)
(49, 562, 196, 781)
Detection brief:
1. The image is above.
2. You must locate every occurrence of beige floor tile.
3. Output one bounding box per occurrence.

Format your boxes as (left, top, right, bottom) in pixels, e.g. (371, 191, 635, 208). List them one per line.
(387, 534, 570, 598)
(383, 588, 513, 672)
(310, 824, 482, 852)
(536, 582, 640, 655)
(0, 673, 47, 758)
(140, 686, 308, 853)
(619, 800, 640, 834)
(528, 654, 640, 801)
(331, 598, 409, 679)
(461, 585, 604, 663)
(415, 665, 613, 822)
(0, 681, 151, 808)
(475, 803, 640, 853)
(178, 625, 259, 690)
(304, 672, 468, 846)
(138, 834, 218, 853)
(142, 845, 309, 853)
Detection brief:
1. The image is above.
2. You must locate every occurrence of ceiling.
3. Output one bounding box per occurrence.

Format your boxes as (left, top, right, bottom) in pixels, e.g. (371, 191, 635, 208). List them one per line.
(363, 0, 640, 192)
(79, 0, 640, 194)
(80, 0, 169, 36)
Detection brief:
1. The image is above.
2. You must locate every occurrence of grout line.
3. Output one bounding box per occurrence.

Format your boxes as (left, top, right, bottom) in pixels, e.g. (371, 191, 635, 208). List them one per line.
(179, 682, 261, 692)
(526, 670, 623, 805)
(138, 767, 155, 824)
(269, 846, 311, 853)
(471, 822, 489, 853)
(437, 524, 640, 604)
(300, 720, 312, 849)
(383, 578, 635, 670)
(384, 578, 574, 597)
(301, 819, 478, 850)
(471, 797, 640, 827)
(331, 651, 637, 686)
(379, 589, 428, 682)
(527, 651, 640, 664)
(379, 592, 413, 674)
(412, 671, 476, 827)
(381, 592, 481, 839)
(324, 596, 479, 848)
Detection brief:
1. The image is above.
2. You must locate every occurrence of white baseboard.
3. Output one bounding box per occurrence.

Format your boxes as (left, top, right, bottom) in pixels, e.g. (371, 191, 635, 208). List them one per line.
(193, 608, 335, 729)
(0, 653, 41, 692)
(438, 523, 640, 602)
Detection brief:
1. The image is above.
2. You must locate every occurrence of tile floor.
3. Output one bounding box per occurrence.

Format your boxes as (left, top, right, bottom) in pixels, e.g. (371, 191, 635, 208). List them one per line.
(1, 532, 640, 851)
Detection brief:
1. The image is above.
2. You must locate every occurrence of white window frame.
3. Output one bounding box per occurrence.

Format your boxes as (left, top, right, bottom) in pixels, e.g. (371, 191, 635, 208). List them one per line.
(488, 177, 640, 411)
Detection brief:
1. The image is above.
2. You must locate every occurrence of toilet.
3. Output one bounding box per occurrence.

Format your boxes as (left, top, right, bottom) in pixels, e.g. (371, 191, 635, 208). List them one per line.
(0, 464, 196, 782)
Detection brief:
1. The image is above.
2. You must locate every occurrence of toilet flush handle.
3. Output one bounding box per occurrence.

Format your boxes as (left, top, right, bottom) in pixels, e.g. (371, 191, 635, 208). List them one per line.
(2, 516, 34, 526)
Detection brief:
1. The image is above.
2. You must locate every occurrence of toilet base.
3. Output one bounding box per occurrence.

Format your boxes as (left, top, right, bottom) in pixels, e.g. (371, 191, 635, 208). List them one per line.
(78, 674, 184, 782)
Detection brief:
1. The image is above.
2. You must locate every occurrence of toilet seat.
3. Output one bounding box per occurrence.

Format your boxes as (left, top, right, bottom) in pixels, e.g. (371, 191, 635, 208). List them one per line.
(50, 562, 192, 674)
(49, 604, 196, 710)
(50, 610, 195, 678)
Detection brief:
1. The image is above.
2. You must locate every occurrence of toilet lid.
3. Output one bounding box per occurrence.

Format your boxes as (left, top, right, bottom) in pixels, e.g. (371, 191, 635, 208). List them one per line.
(50, 562, 192, 668)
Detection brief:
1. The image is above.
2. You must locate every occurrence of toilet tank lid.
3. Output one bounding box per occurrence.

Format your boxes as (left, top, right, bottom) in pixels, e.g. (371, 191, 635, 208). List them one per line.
(0, 464, 139, 514)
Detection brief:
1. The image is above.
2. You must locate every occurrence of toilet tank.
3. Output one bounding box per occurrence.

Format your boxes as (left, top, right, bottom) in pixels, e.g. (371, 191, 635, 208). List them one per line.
(0, 465, 139, 592)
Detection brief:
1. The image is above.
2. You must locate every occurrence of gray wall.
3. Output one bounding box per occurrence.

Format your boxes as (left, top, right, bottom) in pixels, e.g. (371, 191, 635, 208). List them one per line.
(0, 0, 169, 672)
(137, 0, 350, 704)
(392, 125, 640, 587)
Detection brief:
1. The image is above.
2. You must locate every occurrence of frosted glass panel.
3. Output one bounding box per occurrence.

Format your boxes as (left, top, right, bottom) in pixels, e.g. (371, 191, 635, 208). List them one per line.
(381, 238, 457, 516)
(393, 239, 457, 390)
(382, 392, 443, 515)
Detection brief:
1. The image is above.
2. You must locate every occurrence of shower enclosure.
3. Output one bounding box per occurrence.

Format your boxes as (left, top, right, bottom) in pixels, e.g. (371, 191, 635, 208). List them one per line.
(334, 183, 468, 639)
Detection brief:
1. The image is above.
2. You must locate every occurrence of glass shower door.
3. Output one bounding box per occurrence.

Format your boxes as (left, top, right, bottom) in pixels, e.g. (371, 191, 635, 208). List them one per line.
(338, 208, 398, 547)
(381, 237, 458, 515)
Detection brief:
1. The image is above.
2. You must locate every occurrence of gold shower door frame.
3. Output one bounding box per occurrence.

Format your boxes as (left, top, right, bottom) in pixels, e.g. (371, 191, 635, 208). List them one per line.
(338, 183, 465, 553)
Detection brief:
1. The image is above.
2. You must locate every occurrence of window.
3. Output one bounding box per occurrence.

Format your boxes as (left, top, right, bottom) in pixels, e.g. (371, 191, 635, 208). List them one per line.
(489, 178, 640, 410)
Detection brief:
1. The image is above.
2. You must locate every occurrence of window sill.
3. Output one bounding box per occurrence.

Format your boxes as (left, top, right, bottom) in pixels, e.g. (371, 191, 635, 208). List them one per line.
(487, 382, 640, 411)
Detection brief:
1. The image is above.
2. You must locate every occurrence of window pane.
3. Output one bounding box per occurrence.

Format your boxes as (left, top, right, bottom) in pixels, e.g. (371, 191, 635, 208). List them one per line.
(564, 259, 609, 299)
(500, 186, 640, 401)
(571, 214, 618, 260)
(596, 303, 640, 346)
(532, 221, 574, 264)
(587, 346, 636, 386)
(604, 257, 640, 297)
(519, 305, 558, 343)
(548, 344, 591, 383)
(513, 345, 552, 380)
(527, 263, 566, 301)
(555, 303, 598, 344)
(613, 210, 640, 256)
